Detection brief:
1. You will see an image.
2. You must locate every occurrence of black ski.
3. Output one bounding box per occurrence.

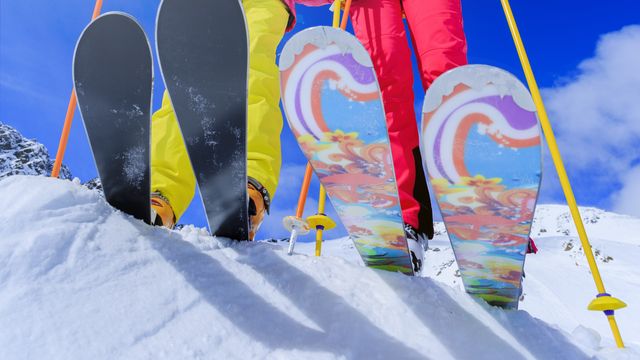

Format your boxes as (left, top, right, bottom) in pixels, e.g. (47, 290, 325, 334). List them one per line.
(156, 0, 249, 239)
(73, 12, 152, 223)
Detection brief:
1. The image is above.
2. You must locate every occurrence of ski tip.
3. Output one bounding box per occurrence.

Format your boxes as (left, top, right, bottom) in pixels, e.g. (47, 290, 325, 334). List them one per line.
(422, 64, 536, 114)
(73, 12, 150, 82)
(279, 26, 372, 71)
(80, 11, 145, 35)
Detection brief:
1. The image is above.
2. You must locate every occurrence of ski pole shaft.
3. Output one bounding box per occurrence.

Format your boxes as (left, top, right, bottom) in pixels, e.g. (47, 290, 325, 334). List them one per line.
(51, 92, 77, 177)
(314, 228, 324, 256)
(91, 0, 103, 19)
(314, 2, 343, 256)
(51, 0, 104, 178)
(287, 228, 299, 255)
(296, 163, 314, 218)
(500, 0, 626, 348)
(297, 1, 345, 257)
(286, 163, 313, 255)
(340, 0, 353, 31)
(315, 185, 327, 256)
(332, 1, 341, 28)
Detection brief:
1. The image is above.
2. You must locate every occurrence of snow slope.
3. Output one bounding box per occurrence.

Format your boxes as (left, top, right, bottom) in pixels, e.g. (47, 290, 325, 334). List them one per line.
(294, 209, 640, 355)
(0, 176, 637, 359)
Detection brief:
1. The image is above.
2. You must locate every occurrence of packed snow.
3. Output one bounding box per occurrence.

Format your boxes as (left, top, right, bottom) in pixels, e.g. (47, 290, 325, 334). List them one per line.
(1, 175, 638, 359)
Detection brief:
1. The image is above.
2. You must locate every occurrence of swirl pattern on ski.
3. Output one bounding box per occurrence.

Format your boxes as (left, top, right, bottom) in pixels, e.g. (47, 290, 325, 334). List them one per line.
(281, 28, 413, 274)
(282, 42, 378, 139)
(423, 83, 540, 183)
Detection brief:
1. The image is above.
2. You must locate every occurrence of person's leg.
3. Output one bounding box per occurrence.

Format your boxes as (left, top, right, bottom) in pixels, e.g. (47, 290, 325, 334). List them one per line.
(402, 0, 467, 237)
(150, 91, 197, 224)
(243, 0, 289, 238)
(243, 0, 288, 202)
(349, 0, 422, 230)
(402, 0, 467, 89)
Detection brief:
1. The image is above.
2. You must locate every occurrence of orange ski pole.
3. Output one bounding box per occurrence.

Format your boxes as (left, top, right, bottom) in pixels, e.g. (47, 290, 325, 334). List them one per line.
(51, 0, 104, 178)
(296, 163, 313, 218)
(340, 0, 352, 31)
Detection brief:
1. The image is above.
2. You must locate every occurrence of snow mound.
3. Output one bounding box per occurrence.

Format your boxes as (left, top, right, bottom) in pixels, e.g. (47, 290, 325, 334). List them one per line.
(295, 206, 640, 356)
(0, 176, 633, 359)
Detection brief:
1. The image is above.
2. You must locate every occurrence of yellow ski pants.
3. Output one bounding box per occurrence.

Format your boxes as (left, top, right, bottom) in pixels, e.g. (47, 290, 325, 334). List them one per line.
(151, 0, 289, 221)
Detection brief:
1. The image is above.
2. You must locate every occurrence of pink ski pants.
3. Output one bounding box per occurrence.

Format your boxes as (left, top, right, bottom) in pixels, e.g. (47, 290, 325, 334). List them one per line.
(349, 0, 467, 235)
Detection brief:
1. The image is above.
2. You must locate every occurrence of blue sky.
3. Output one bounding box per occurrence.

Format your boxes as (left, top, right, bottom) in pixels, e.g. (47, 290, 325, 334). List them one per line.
(1, 0, 639, 241)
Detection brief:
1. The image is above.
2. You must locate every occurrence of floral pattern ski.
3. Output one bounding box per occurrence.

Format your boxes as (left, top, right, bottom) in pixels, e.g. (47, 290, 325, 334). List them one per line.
(422, 65, 542, 308)
(280, 27, 414, 274)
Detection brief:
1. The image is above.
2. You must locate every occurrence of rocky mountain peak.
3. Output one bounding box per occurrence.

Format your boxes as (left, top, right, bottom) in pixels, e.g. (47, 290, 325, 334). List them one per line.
(0, 122, 73, 180)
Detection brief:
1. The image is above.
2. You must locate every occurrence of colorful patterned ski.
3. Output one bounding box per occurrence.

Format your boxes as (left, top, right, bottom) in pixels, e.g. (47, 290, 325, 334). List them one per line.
(280, 27, 414, 275)
(421, 65, 542, 308)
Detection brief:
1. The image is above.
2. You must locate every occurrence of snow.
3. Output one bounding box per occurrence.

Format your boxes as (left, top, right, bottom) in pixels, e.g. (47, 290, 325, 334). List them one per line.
(296, 208, 640, 357)
(1, 175, 638, 359)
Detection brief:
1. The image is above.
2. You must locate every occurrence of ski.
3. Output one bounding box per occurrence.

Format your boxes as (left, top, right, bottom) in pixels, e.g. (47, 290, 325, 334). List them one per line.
(156, 0, 249, 240)
(73, 12, 152, 224)
(280, 27, 414, 275)
(421, 64, 542, 308)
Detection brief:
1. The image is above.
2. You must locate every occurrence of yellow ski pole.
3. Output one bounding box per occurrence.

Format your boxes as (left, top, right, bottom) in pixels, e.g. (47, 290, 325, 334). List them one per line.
(332, 0, 341, 28)
(500, 0, 626, 348)
(316, 186, 328, 255)
(51, 0, 104, 178)
(308, 185, 336, 256)
(305, 0, 349, 256)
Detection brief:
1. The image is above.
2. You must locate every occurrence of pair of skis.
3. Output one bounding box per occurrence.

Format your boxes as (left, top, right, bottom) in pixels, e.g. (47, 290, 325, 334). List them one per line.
(280, 28, 541, 308)
(74, 0, 249, 239)
(75, 1, 541, 307)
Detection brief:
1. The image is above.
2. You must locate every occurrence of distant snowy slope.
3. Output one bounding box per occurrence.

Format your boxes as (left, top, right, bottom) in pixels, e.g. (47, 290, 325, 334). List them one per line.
(531, 205, 640, 244)
(2, 175, 630, 359)
(524, 205, 640, 350)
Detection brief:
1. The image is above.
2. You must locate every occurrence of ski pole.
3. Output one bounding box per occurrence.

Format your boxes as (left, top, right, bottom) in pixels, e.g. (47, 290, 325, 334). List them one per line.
(284, 163, 313, 255)
(284, 0, 351, 255)
(500, 0, 626, 348)
(302, 0, 349, 256)
(51, 0, 104, 178)
(315, 186, 328, 256)
(332, 0, 341, 28)
(340, 0, 352, 30)
(308, 185, 336, 256)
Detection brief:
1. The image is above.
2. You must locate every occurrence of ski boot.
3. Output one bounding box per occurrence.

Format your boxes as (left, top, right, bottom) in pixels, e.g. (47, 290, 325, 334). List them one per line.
(527, 237, 538, 254)
(405, 224, 428, 274)
(248, 177, 270, 241)
(151, 192, 176, 229)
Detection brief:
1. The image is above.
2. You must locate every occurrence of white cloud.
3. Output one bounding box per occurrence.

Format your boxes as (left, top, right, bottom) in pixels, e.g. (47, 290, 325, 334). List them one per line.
(611, 166, 640, 217)
(541, 25, 640, 215)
